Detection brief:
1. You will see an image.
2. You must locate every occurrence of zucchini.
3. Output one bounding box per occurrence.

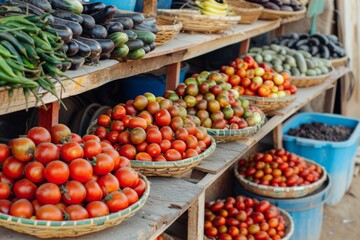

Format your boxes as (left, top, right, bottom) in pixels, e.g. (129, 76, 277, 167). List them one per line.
(81, 14, 96, 29)
(111, 44, 129, 59)
(108, 32, 129, 47)
(112, 17, 134, 30)
(122, 30, 137, 41)
(294, 52, 307, 73)
(115, 11, 144, 25)
(82, 25, 108, 39)
(125, 39, 144, 51)
(49, 0, 83, 14)
(126, 48, 146, 60)
(82, 2, 106, 14)
(131, 30, 155, 44)
(90, 5, 117, 25)
(105, 22, 123, 34)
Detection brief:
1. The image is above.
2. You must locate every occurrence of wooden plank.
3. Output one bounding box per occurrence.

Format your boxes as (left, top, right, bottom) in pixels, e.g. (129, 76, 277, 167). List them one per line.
(38, 102, 59, 130)
(188, 191, 205, 240)
(143, 0, 157, 17)
(166, 62, 181, 90)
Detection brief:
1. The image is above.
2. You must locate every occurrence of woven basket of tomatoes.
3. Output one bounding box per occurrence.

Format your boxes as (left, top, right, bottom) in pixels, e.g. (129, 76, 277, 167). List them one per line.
(234, 149, 327, 198)
(204, 196, 294, 239)
(163, 71, 267, 143)
(87, 92, 216, 177)
(220, 56, 297, 115)
(0, 125, 149, 238)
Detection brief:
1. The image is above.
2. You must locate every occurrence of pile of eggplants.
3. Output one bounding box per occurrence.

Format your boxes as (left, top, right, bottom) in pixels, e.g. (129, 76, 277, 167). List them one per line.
(247, 0, 304, 11)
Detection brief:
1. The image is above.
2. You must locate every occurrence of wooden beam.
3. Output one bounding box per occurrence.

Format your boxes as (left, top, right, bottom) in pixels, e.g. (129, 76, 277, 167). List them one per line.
(188, 191, 205, 240)
(275, 25, 285, 37)
(239, 39, 250, 56)
(143, 0, 157, 17)
(323, 84, 337, 113)
(38, 102, 59, 130)
(273, 124, 283, 149)
(166, 62, 181, 90)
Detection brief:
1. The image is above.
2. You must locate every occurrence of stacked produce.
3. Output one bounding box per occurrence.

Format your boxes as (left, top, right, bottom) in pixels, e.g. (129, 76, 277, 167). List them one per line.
(247, 0, 304, 11)
(194, 0, 230, 16)
(0, 124, 147, 221)
(247, 44, 332, 77)
(272, 33, 347, 60)
(237, 149, 324, 187)
(163, 71, 264, 130)
(90, 92, 213, 162)
(204, 196, 291, 239)
(2, 0, 157, 68)
(220, 56, 298, 97)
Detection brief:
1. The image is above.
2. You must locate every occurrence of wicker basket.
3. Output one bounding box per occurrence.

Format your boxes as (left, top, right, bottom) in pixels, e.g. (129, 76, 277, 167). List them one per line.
(225, 0, 263, 24)
(259, 6, 306, 20)
(156, 17, 183, 46)
(157, 9, 241, 33)
(0, 174, 150, 238)
(207, 110, 267, 143)
(130, 137, 216, 177)
(330, 56, 349, 68)
(240, 95, 296, 115)
(234, 158, 327, 198)
(291, 67, 334, 88)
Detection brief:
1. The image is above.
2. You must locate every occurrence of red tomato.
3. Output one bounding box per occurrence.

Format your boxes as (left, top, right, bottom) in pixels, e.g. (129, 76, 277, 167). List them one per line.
(111, 121, 125, 132)
(62, 180, 86, 205)
(100, 141, 113, 148)
(83, 140, 102, 159)
(117, 131, 131, 145)
(36, 183, 61, 204)
(133, 179, 146, 197)
(0, 199, 11, 214)
(61, 142, 84, 163)
(0, 182, 11, 199)
(159, 140, 171, 153)
(36, 204, 63, 221)
(135, 152, 152, 161)
(50, 124, 71, 144)
(112, 105, 126, 120)
(164, 149, 182, 161)
(24, 162, 45, 183)
(102, 147, 121, 170)
(129, 117, 148, 129)
(0, 172, 14, 185)
(184, 122, 197, 135)
(97, 173, 119, 197)
(186, 135, 198, 149)
(10, 137, 35, 162)
(118, 144, 137, 160)
(146, 129, 162, 144)
(82, 135, 101, 143)
(84, 180, 103, 202)
(255, 200, 270, 213)
(86, 201, 109, 218)
(130, 127, 146, 145)
(69, 158, 93, 183)
(34, 142, 60, 165)
(13, 179, 37, 200)
(122, 187, 139, 205)
(32, 199, 42, 215)
(105, 191, 129, 213)
(9, 199, 33, 218)
(44, 160, 69, 185)
(171, 140, 186, 153)
(160, 126, 174, 141)
(118, 156, 131, 168)
(185, 149, 198, 158)
(114, 167, 139, 188)
(175, 128, 189, 142)
(2, 156, 25, 179)
(27, 127, 51, 146)
(97, 114, 111, 127)
(136, 141, 148, 153)
(155, 109, 171, 126)
(92, 153, 115, 176)
(145, 143, 161, 157)
(69, 133, 83, 144)
(65, 205, 89, 220)
(0, 144, 10, 163)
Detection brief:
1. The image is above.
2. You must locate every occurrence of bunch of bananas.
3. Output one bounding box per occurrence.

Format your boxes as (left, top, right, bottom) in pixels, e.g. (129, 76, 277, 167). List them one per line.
(194, 0, 229, 16)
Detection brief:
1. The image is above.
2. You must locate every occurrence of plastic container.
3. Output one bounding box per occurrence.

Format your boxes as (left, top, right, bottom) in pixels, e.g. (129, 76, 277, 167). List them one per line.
(282, 112, 360, 205)
(135, 0, 172, 12)
(89, 0, 137, 11)
(117, 62, 189, 101)
(235, 177, 331, 240)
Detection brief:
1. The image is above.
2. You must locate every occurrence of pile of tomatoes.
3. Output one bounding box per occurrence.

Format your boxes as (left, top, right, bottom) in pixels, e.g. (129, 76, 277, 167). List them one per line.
(205, 196, 288, 240)
(0, 125, 147, 221)
(237, 149, 324, 187)
(92, 92, 213, 162)
(220, 56, 298, 98)
(162, 72, 263, 130)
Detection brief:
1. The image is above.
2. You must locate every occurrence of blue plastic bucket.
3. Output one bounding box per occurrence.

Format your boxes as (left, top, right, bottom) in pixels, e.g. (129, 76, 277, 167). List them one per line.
(117, 62, 189, 101)
(234, 177, 331, 240)
(282, 113, 360, 205)
(135, 0, 172, 12)
(89, 0, 137, 11)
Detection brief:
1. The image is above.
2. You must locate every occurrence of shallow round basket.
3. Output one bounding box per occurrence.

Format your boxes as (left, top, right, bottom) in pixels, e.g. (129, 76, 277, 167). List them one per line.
(130, 137, 216, 177)
(240, 95, 296, 115)
(291, 67, 334, 88)
(157, 9, 241, 34)
(207, 110, 267, 143)
(234, 158, 327, 198)
(156, 17, 183, 46)
(259, 6, 306, 20)
(225, 0, 263, 24)
(330, 55, 349, 68)
(0, 174, 150, 239)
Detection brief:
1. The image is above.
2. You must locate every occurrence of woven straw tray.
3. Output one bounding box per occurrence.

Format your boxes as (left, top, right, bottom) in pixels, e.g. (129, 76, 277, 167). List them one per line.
(225, 0, 263, 24)
(330, 56, 348, 68)
(155, 17, 183, 46)
(240, 95, 296, 115)
(259, 6, 306, 20)
(291, 66, 334, 88)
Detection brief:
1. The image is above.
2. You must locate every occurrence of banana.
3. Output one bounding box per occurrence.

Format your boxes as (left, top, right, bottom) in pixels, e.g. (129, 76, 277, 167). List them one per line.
(195, 0, 229, 16)
(200, 9, 227, 16)
(203, 0, 228, 11)
(202, 7, 227, 16)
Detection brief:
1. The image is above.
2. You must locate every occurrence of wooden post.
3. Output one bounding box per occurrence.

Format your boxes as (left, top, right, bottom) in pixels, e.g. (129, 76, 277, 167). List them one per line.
(239, 39, 250, 56)
(275, 25, 285, 37)
(323, 84, 337, 113)
(166, 62, 181, 90)
(143, 0, 157, 17)
(188, 191, 205, 240)
(273, 124, 283, 149)
(38, 102, 59, 131)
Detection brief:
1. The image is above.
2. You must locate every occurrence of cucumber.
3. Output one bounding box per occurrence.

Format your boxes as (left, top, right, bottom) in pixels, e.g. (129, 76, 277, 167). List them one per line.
(254, 54, 263, 64)
(271, 57, 282, 66)
(263, 54, 272, 62)
(131, 30, 155, 44)
(277, 55, 286, 62)
(273, 65, 283, 73)
(306, 69, 317, 76)
(262, 49, 277, 55)
(320, 66, 329, 74)
(125, 39, 144, 51)
(298, 50, 312, 59)
(122, 30, 137, 41)
(285, 56, 296, 67)
(108, 32, 129, 47)
(277, 48, 287, 55)
(270, 44, 281, 52)
(305, 59, 315, 69)
(49, 0, 83, 14)
(283, 63, 291, 71)
(111, 44, 129, 59)
(290, 67, 300, 76)
(314, 68, 322, 75)
(294, 52, 307, 74)
(249, 47, 262, 54)
(126, 48, 146, 60)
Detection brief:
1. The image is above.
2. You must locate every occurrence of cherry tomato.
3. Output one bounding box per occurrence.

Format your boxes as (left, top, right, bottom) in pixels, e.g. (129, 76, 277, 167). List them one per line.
(36, 183, 61, 204)
(62, 180, 86, 205)
(65, 205, 89, 220)
(61, 142, 84, 163)
(114, 167, 139, 188)
(50, 124, 71, 144)
(0, 182, 11, 199)
(0, 144, 10, 163)
(13, 179, 37, 200)
(44, 160, 69, 185)
(105, 191, 129, 213)
(85, 180, 103, 202)
(92, 153, 115, 175)
(0, 199, 12, 214)
(86, 201, 109, 218)
(2, 156, 25, 179)
(9, 199, 33, 218)
(36, 204, 63, 221)
(69, 158, 93, 183)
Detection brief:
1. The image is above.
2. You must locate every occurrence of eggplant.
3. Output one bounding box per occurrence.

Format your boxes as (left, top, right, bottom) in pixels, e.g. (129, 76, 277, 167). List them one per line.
(19, 0, 52, 12)
(48, 23, 73, 43)
(66, 40, 79, 56)
(81, 14, 96, 29)
(61, 60, 72, 72)
(82, 25, 108, 39)
(270, 0, 283, 5)
(122, 30, 137, 40)
(74, 36, 102, 59)
(90, 5, 117, 25)
(100, 51, 111, 60)
(71, 39, 91, 58)
(312, 33, 329, 45)
(263, 2, 280, 10)
(249, 0, 270, 3)
(280, 5, 294, 11)
(143, 45, 151, 54)
(48, 0, 83, 15)
(114, 11, 144, 25)
(52, 10, 84, 24)
(105, 22, 123, 34)
(310, 46, 319, 56)
(125, 39, 144, 51)
(63, 44, 69, 53)
(93, 38, 115, 54)
(112, 17, 133, 30)
(148, 42, 156, 51)
(82, 2, 106, 14)
(319, 45, 330, 59)
(294, 39, 308, 48)
(53, 17, 83, 37)
(327, 34, 338, 43)
(69, 55, 85, 70)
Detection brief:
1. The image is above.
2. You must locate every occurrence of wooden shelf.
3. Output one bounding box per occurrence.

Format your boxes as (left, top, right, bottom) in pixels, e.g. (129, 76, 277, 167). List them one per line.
(0, 20, 280, 116)
(1, 66, 349, 240)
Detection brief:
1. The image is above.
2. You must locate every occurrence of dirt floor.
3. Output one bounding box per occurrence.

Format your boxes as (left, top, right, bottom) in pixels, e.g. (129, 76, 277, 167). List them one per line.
(321, 172, 360, 240)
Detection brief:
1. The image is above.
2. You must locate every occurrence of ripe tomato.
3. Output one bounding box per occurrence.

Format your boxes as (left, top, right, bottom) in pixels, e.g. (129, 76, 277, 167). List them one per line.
(27, 127, 51, 146)
(92, 153, 115, 176)
(117, 131, 131, 145)
(34, 142, 60, 165)
(13, 179, 37, 200)
(62, 180, 86, 205)
(61, 142, 84, 163)
(31, 199, 42, 215)
(171, 140, 186, 154)
(9, 199, 33, 218)
(146, 129, 162, 144)
(159, 140, 171, 153)
(135, 152, 152, 161)
(97, 114, 111, 127)
(128, 117, 148, 129)
(155, 109, 171, 126)
(50, 124, 71, 144)
(164, 149, 182, 161)
(117, 156, 131, 168)
(84, 180, 103, 202)
(184, 122, 197, 135)
(255, 200, 270, 213)
(112, 105, 126, 120)
(36, 204, 63, 221)
(185, 149, 198, 158)
(254, 231, 269, 240)
(102, 147, 121, 170)
(24, 161, 45, 183)
(122, 187, 139, 205)
(82, 140, 101, 160)
(133, 179, 146, 197)
(100, 141, 113, 149)
(205, 226, 218, 237)
(114, 167, 139, 188)
(69, 158, 93, 183)
(3, 156, 25, 179)
(65, 205, 89, 220)
(44, 160, 69, 185)
(36, 183, 61, 204)
(160, 126, 174, 141)
(97, 173, 119, 196)
(118, 144, 136, 160)
(136, 141, 148, 153)
(86, 201, 109, 218)
(186, 135, 198, 149)
(105, 191, 129, 212)
(0, 182, 11, 199)
(110, 121, 125, 132)
(0, 199, 11, 214)
(0, 144, 10, 163)
(10, 137, 35, 162)
(82, 135, 100, 143)
(95, 126, 108, 140)
(69, 133, 82, 144)
(139, 111, 153, 125)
